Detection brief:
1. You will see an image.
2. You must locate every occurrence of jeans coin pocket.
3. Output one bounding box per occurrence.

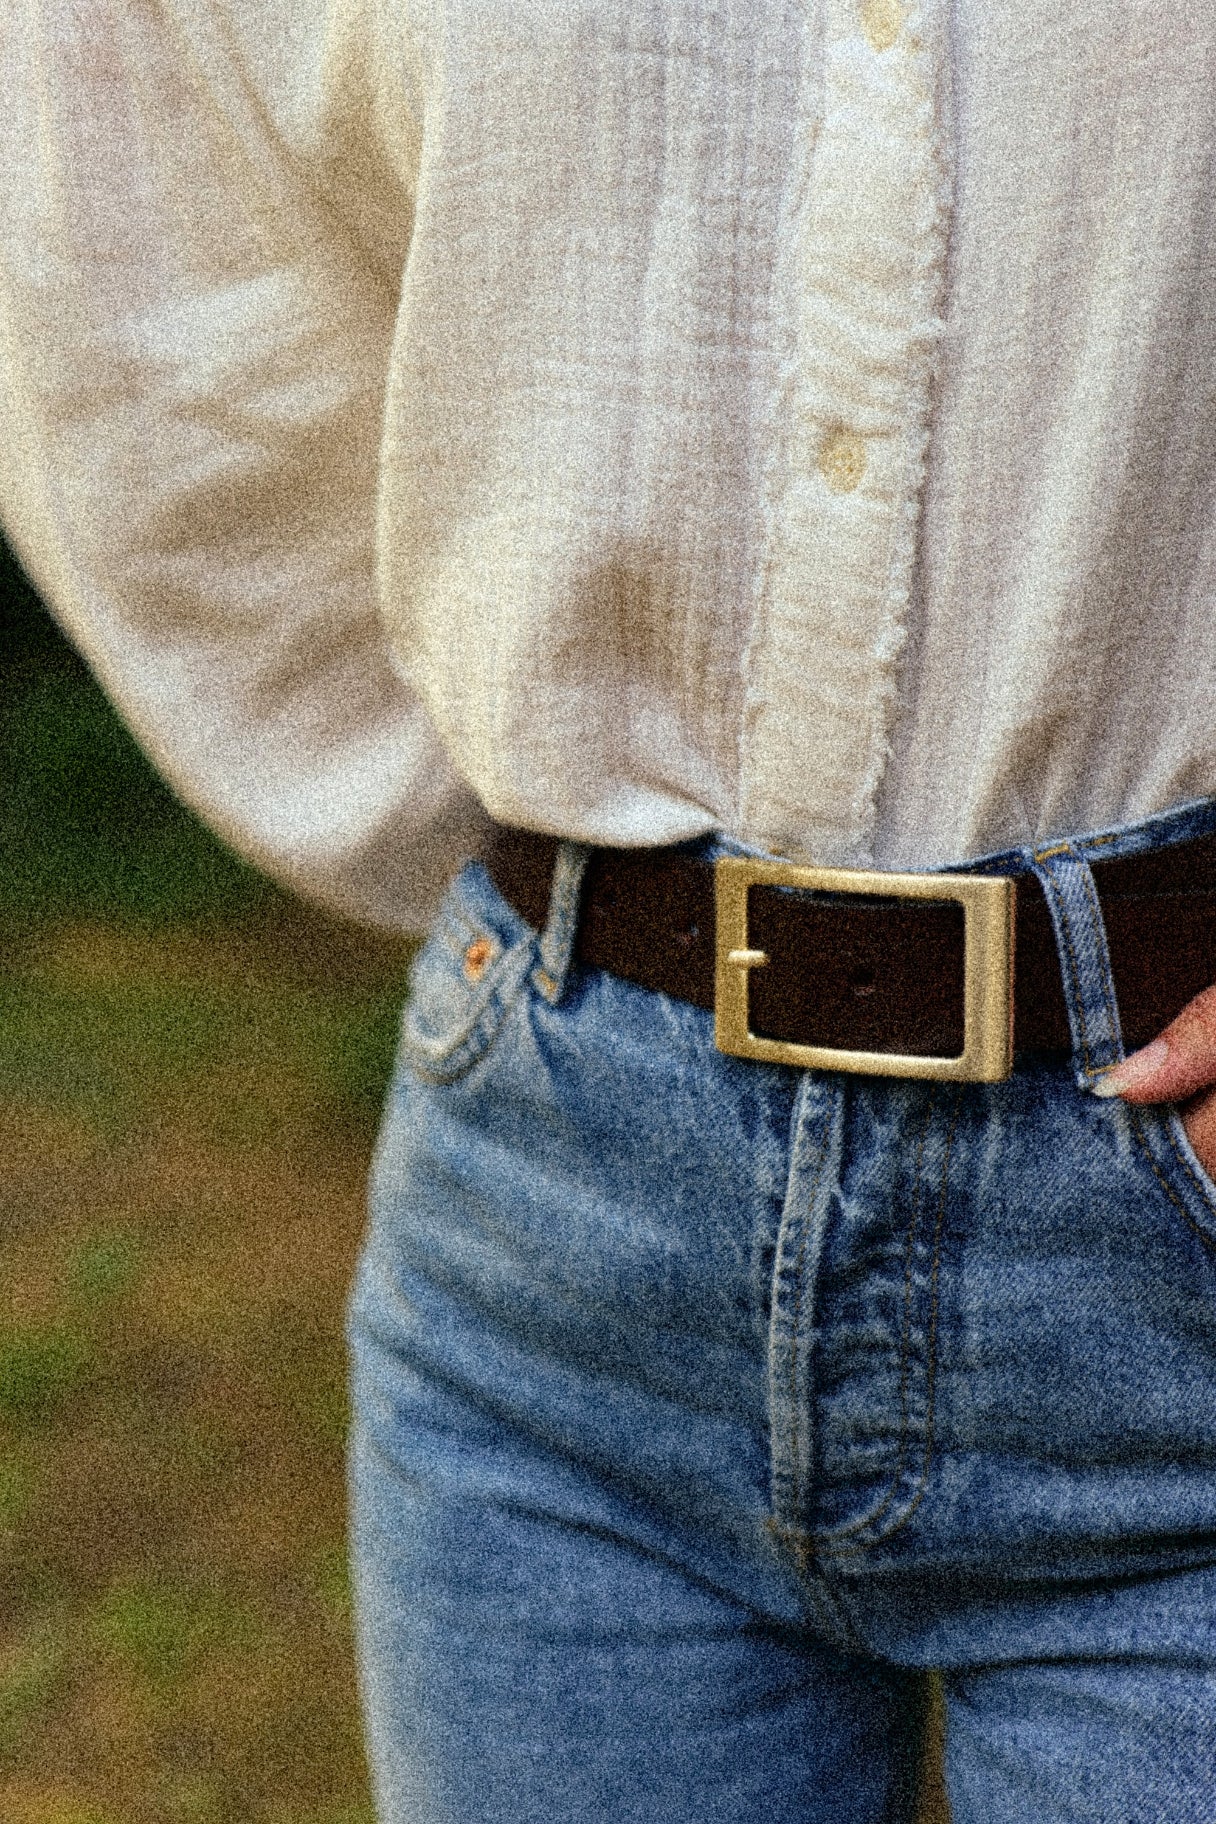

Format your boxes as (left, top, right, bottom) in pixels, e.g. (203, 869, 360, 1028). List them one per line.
(399, 864, 538, 1086)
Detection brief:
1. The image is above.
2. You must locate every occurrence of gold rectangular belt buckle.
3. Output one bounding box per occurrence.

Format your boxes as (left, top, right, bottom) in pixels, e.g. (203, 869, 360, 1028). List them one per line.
(714, 858, 1016, 1082)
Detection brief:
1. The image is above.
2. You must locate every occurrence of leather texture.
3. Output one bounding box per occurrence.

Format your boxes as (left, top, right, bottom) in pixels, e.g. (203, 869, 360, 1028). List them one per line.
(482, 826, 1216, 1060)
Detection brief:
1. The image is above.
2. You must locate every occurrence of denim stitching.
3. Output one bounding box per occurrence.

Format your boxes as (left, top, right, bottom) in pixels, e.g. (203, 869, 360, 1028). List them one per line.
(1034, 831, 1118, 864)
(874, 1089, 963, 1542)
(1077, 858, 1121, 1056)
(765, 1517, 871, 1649)
(786, 1094, 838, 1518)
(403, 907, 538, 1086)
(1041, 854, 1095, 1078)
(1036, 836, 1123, 1084)
(1127, 1104, 1216, 1258)
(793, 1551, 871, 1653)
(1164, 1122, 1216, 1229)
(812, 1087, 937, 1550)
(536, 842, 592, 999)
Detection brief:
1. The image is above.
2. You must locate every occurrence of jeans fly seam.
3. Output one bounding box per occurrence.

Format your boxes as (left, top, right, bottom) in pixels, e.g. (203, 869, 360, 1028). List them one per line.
(822, 1088, 961, 1555)
(1128, 1104, 1216, 1258)
(764, 1520, 870, 1650)
(795, 1553, 871, 1653)
(876, 1089, 962, 1543)
(812, 1087, 937, 1551)
(786, 1093, 837, 1517)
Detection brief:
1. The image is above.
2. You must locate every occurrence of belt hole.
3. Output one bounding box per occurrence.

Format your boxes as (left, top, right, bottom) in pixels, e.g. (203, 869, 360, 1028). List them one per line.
(849, 965, 877, 997)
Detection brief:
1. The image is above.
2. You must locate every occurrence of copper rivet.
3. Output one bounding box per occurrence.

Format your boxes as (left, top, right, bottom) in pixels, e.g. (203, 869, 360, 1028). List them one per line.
(463, 938, 493, 982)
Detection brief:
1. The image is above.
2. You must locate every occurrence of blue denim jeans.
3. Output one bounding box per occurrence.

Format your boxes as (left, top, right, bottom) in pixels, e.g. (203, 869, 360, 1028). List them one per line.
(347, 798, 1216, 1824)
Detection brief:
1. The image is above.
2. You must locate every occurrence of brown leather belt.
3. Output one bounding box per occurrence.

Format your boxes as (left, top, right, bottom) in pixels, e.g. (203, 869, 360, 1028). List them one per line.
(483, 823, 1216, 1076)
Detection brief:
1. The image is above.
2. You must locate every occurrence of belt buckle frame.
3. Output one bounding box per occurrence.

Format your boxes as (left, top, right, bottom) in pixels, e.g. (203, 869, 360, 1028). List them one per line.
(713, 858, 1016, 1082)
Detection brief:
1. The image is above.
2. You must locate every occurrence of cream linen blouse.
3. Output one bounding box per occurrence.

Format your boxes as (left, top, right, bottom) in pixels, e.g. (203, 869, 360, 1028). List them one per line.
(1, 0, 1214, 931)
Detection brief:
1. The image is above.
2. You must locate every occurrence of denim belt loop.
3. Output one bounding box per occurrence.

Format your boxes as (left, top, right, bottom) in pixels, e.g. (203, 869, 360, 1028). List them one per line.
(534, 840, 593, 1003)
(1029, 841, 1124, 1092)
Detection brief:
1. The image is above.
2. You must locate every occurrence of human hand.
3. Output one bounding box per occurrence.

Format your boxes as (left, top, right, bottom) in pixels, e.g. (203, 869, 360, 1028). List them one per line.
(1093, 987, 1216, 1178)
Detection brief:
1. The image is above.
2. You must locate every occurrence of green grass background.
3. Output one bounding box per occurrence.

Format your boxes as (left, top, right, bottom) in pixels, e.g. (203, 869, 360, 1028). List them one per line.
(1, 532, 412, 1824)
(0, 534, 948, 1823)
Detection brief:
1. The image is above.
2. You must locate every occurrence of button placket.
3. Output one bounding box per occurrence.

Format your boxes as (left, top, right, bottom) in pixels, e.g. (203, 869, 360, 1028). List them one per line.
(739, 0, 952, 867)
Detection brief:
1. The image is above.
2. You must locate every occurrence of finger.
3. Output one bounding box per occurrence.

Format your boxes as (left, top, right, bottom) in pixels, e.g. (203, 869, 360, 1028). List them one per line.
(1093, 985, 1216, 1104)
(1181, 1084, 1216, 1178)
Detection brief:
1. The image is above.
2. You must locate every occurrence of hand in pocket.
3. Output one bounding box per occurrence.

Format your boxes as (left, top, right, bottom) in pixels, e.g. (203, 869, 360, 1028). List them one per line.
(1095, 986, 1216, 1179)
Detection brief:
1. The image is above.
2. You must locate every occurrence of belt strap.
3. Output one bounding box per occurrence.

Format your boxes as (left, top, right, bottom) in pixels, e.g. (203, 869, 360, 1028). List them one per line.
(483, 825, 1216, 1059)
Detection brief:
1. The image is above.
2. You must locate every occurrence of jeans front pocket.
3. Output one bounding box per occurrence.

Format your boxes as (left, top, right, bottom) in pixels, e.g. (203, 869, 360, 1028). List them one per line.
(1122, 1096, 1216, 1264)
(398, 861, 539, 1086)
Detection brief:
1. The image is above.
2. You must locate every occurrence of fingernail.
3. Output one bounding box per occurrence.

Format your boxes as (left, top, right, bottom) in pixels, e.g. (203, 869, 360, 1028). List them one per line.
(1091, 1037, 1170, 1098)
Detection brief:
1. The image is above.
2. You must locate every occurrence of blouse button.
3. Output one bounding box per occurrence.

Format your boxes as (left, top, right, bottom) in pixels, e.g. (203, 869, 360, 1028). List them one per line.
(860, 0, 903, 52)
(818, 427, 868, 494)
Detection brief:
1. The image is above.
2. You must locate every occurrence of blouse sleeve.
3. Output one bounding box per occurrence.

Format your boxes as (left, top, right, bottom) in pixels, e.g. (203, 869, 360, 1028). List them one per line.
(0, 0, 487, 933)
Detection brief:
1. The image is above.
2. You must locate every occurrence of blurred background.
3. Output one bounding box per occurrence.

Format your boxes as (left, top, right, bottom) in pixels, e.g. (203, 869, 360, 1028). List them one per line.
(1, 531, 412, 1824)
(1, 533, 949, 1824)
